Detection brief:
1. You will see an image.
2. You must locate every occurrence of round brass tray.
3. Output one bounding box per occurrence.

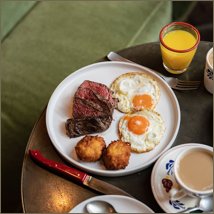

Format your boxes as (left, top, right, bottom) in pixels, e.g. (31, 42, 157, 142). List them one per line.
(21, 42, 213, 213)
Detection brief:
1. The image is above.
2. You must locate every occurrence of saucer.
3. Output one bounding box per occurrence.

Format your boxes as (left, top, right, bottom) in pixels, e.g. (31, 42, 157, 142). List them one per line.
(70, 195, 154, 213)
(151, 143, 213, 213)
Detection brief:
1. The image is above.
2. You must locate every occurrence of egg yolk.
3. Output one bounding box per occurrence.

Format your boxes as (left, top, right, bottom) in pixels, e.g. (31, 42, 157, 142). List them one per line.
(132, 94, 153, 109)
(127, 115, 150, 135)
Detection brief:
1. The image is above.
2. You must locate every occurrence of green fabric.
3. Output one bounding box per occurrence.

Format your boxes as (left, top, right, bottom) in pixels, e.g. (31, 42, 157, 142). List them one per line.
(2, 1, 171, 212)
(1, 1, 36, 40)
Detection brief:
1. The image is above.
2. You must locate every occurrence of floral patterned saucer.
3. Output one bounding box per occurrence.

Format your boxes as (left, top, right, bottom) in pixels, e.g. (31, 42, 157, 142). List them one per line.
(151, 143, 213, 213)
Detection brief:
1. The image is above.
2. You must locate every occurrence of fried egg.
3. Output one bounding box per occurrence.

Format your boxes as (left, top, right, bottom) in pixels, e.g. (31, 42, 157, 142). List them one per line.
(110, 72, 160, 113)
(118, 109, 165, 153)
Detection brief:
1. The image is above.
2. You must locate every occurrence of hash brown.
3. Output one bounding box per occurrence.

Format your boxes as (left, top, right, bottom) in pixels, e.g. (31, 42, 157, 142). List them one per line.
(75, 135, 106, 162)
(102, 140, 131, 170)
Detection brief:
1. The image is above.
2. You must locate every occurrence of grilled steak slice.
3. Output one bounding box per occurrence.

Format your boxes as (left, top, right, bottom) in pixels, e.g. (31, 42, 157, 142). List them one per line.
(65, 116, 112, 138)
(73, 97, 105, 118)
(80, 80, 117, 108)
(74, 87, 112, 117)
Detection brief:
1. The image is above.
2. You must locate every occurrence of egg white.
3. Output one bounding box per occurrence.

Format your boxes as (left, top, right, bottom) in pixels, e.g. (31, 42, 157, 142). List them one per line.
(119, 109, 165, 153)
(111, 72, 160, 113)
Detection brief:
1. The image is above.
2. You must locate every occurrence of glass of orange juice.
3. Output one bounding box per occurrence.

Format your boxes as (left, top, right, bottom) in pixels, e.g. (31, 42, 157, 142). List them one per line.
(160, 22, 200, 74)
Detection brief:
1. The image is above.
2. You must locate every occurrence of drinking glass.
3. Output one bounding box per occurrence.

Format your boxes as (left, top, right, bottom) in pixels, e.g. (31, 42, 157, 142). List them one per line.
(160, 22, 200, 74)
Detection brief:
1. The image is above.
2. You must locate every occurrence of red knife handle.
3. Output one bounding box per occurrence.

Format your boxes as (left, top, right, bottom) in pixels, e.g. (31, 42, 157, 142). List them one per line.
(29, 150, 89, 183)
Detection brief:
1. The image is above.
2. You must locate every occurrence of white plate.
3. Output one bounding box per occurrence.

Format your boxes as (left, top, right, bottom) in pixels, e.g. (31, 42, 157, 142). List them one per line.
(46, 61, 180, 176)
(151, 143, 213, 213)
(69, 195, 154, 213)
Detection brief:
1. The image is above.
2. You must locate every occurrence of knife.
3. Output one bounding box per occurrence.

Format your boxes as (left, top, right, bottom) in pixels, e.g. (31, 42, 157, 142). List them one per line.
(107, 52, 164, 78)
(29, 150, 132, 197)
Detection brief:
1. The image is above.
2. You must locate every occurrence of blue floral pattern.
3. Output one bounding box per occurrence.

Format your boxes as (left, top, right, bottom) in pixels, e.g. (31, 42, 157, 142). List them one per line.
(166, 159, 174, 175)
(163, 159, 186, 210)
(207, 68, 213, 80)
(169, 200, 185, 210)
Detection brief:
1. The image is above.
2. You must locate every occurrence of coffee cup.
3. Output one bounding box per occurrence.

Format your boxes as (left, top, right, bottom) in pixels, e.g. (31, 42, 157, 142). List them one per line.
(169, 146, 213, 200)
(204, 47, 213, 94)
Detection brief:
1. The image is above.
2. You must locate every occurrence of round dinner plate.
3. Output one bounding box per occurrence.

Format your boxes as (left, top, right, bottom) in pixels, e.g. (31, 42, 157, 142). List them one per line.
(46, 61, 180, 176)
(69, 195, 154, 213)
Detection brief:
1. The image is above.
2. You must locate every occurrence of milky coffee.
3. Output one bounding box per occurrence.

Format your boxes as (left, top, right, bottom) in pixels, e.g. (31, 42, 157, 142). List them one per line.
(177, 149, 213, 192)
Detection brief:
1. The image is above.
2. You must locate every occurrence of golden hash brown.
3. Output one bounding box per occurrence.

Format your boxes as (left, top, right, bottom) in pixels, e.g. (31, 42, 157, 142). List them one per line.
(102, 140, 131, 170)
(75, 135, 106, 162)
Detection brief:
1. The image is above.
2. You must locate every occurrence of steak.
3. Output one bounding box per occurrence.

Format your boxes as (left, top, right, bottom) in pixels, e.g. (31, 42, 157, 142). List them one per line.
(73, 97, 104, 118)
(66, 80, 117, 138)
(74, 87, 111, 117)
(65, 116, 112, 138)
(80, 80, 117, 108)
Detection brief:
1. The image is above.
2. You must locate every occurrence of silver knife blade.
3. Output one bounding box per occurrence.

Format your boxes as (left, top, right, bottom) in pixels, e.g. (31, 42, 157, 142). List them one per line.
(84, 176, 132, 197)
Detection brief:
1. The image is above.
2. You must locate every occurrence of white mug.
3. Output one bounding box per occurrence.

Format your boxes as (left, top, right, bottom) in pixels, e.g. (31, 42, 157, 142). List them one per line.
(169, 146, 213, 200)
(204, 47, 213, 94)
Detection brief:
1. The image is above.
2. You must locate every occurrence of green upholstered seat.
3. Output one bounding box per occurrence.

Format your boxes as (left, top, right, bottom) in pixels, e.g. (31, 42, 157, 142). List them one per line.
(2, 1, 171, 212)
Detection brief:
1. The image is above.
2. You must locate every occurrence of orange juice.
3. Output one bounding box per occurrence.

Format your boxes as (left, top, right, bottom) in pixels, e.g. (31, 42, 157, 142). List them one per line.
(163, 30, 196, 50)
(160, 30, 197, 73)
